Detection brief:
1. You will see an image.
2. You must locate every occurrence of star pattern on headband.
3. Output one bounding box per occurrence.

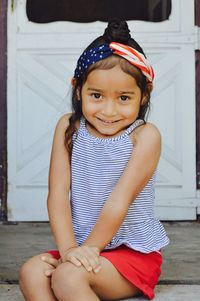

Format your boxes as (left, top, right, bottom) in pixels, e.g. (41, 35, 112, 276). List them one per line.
(74, 44, 113, 78)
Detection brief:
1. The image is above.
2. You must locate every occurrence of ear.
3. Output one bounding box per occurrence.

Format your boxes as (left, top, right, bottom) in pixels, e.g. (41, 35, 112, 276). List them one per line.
(71, 77, 81, 100)
(71, 77, 77, 87)
(76, 87, 81, 101)
(141, 83, 153, 105)
(141, 94, 148, 106)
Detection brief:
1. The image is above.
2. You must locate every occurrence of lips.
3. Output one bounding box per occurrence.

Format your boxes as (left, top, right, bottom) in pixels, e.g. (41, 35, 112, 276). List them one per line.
(97, 117, 119, 124)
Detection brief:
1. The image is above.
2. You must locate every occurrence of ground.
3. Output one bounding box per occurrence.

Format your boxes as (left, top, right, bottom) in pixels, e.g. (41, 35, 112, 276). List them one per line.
(1, 221, 200, 300)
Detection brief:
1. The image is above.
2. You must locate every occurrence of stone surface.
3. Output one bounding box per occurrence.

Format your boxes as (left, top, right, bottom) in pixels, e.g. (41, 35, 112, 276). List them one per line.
(1, 221, 200, 283)
(1, 221, 200, 300)
(1, 284, 200, 301)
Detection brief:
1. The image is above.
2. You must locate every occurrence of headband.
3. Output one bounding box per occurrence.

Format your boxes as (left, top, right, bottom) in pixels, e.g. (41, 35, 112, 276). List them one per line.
(74, 42, 154, 83)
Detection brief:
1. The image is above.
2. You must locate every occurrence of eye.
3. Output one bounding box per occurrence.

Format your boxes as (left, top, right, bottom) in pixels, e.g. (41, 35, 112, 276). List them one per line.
(120, 95, 129, 101)
(92, 93, 101, 99)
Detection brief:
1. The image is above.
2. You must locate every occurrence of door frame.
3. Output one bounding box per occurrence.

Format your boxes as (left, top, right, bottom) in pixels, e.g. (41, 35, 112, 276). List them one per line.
(0, 0, 7, 221)
(195, 0, 200, 190)
(195, 0, 200, 215)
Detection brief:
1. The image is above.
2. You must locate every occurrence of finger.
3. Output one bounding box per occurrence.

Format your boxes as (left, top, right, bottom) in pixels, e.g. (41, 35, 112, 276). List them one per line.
(83, 249, 100, 271)
(41, 256, 59, 268)
(67, 256, 82, 267)
(92, 247, 100, 255)
(82, 247, 101, 269)
(76, 255, 93, 272)
(44, 268, 55, 277)
(77, 247, 100, 272)
(93, 265, 102, 274)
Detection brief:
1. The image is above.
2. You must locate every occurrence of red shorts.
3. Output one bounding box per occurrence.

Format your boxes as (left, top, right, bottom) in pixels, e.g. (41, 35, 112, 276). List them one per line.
(45, 245, 162, 300)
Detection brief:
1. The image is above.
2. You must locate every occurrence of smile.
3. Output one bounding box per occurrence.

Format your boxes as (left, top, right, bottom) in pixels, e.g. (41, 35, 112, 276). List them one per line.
(96, 117, 120, 124)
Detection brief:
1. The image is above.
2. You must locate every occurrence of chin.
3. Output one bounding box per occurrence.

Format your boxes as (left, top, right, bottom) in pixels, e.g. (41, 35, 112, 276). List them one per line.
(98, 128, 120, 136)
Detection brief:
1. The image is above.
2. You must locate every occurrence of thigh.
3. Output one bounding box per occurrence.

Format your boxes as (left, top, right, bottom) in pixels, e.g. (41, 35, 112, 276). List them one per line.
(19, 253, 59, 301)
(89, 256, 141, 300)
(20, 253, 56, 281)
(51, 256, 140, 300)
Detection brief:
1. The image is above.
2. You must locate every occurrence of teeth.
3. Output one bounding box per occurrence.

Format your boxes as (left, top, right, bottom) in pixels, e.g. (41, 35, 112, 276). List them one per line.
(98, 118, 116, 123)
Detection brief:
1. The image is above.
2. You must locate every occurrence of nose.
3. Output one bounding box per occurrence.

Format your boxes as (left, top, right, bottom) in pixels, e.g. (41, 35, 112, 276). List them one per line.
(102, 99, 117, 117)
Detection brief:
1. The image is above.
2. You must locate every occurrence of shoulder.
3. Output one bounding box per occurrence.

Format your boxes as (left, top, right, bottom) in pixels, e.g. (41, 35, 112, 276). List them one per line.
(54, 113, 80, 134)
(132, 121, 161, 146)
(51, 113, 73, 147)
(137, 122, 161, 142)
(55, 113, 72, 132)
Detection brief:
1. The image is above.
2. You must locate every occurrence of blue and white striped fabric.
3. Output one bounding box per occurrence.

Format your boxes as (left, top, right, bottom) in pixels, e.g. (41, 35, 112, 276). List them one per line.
(71, 117, 170, 253)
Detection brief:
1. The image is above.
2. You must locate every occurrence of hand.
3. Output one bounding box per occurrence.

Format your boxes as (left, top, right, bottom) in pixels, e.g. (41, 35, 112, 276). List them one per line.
(61, 245, 102, 273)
(41, 256, 61, 277)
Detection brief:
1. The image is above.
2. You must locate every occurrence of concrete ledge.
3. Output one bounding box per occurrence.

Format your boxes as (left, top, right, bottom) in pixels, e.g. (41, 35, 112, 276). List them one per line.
(1, 284, 200, 301)
(1, 222, 200, 283)
(1, 222, 200, 300)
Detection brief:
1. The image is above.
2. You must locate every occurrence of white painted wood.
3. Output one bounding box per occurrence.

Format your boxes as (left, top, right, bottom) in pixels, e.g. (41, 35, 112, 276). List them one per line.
(7, 0, 197, 220)
(16, 0, 180, 34)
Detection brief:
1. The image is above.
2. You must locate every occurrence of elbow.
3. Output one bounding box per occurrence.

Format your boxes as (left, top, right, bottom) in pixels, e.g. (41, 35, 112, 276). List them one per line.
(47, 191, 70, 209)
(47, 194, 53, 215)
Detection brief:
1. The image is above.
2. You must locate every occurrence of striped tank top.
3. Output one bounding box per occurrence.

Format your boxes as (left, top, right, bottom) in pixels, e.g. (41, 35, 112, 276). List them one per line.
(71, 117, 170, 253)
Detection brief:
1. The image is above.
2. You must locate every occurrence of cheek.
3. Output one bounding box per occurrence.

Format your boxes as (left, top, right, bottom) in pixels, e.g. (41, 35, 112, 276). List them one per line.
(121, 104, 140, 117)
(82, 100, 99, 115)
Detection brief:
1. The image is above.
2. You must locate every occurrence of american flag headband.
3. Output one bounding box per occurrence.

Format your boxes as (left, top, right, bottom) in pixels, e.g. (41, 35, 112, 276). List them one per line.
(74, 42, 154, 83)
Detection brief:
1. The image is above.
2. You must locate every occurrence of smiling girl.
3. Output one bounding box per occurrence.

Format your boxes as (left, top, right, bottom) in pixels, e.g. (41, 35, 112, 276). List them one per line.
(19, 19, 169, 301)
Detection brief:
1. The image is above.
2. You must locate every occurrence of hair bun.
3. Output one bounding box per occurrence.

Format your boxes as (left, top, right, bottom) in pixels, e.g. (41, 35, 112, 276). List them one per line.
(103, 19, 131, 44)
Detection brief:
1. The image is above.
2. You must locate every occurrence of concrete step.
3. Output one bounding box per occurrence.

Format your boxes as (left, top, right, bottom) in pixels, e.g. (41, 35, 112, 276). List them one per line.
(1, 221, 200, 300)
(1, 284, 200, 301)
(1, 222, 200, 283)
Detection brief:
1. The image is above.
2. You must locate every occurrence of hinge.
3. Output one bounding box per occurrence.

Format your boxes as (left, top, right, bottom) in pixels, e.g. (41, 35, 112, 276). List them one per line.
(197, 171, 200, 188)
(197, 161, 200, 190)
(194, 26, 200, 50)
(197, 190, 200, 216)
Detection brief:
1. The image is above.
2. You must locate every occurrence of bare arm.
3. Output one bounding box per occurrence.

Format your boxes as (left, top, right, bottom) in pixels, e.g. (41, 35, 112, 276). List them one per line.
(84, 123, 161, 251)
(47, 114, 78, 258)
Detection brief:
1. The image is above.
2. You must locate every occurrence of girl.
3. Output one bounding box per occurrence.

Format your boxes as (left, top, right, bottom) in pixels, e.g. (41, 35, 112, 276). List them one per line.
(19, 19, 169, 301)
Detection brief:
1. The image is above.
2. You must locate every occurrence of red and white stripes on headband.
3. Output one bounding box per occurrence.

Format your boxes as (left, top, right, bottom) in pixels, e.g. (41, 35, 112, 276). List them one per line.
(74, 42, 154, 83)
(110, 42, 154, 82)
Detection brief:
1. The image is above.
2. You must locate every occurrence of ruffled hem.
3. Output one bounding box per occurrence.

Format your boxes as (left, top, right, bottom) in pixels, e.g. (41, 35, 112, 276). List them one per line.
(73, 218, 170, 254)
(104, 238, 170, 253)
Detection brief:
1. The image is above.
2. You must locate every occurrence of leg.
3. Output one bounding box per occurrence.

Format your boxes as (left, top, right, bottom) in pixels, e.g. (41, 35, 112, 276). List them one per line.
(19, 253, 58, 301)
(90, 256, 141, 300)
(51, 256, 141, 301)
(51, 262, 100, 301)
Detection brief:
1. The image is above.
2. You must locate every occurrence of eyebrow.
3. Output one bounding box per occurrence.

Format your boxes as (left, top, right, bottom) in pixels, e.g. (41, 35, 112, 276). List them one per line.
(87, 88, 135, 94)
(87, 88, 103, 92)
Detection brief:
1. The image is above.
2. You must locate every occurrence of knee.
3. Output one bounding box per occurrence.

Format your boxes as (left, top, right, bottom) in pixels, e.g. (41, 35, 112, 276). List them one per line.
(51, 263, 76, 297)
(51, 263, 90, 299)
(19, 255, 42, 289)
(19, 258, 34, 284)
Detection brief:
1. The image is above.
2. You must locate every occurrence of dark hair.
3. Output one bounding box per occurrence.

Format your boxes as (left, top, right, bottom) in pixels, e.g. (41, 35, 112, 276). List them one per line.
(65, 19, 153, 156)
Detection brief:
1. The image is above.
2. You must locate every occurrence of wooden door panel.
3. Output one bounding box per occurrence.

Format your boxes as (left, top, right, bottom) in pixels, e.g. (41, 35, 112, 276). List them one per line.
(7, 0, 197, 220)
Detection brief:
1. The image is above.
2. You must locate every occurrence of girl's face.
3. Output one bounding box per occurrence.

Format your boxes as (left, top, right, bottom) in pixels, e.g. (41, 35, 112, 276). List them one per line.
(79, 65, 146, 138)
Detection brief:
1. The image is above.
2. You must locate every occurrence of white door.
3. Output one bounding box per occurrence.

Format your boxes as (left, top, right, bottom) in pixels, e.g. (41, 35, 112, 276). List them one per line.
(7, 0, 197, 221)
